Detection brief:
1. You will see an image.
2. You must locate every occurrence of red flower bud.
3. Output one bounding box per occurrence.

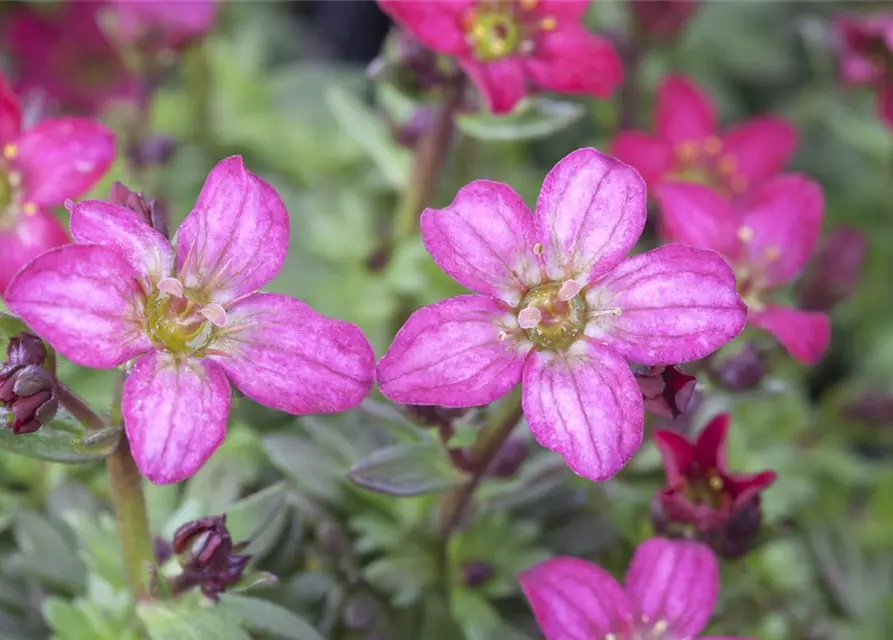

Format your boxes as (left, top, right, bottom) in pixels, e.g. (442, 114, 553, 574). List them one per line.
(796, 227, 867, 312)
(171, 514, 251, 601)
(0, 334, 56, 434)
(715, 343, 764, 391)
(633, 364, 697, 419)
(631, 0, 700, 40)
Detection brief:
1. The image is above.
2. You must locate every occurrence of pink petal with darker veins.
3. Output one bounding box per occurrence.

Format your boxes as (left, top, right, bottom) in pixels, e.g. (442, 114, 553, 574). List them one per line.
(377, 0, 472, 56)
(519, 557, 632, 640)
(123, 352, 231, 484)
(534, 148, 646, 285)
(459, 57, 527, 114)
(653, 181, 740, 258)
(522, 340, 643, 482)
(0, 71, 22, 145)
(525, 26, 623, 98)
(421, 180, 539, 306)
(749, 305, 830, 364)
(13, 118, 116, 206)
(610, 133, 674, 185)
(377, 295, 530, 408)
(656, 75, 717, 145)
(722, 117, 797, 186)
(175, 156, 289, 303)
(207, 293, 375, 415)
(4, 245, 151, 368)
(585, 244, 746, 365)
(0, 208, 68, 295)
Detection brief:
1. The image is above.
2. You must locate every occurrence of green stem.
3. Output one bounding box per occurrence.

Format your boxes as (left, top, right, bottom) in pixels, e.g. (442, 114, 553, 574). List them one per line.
(182, 40, 213, 150)
(55, 383, 105, 431)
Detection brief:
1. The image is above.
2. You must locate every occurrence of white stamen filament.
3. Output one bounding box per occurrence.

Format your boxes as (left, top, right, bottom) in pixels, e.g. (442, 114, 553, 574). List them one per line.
(557, 279, 582, 301)
(200, 303, 229, 327)
(157, 277, 184, 298)
(517, 306, 543, 329)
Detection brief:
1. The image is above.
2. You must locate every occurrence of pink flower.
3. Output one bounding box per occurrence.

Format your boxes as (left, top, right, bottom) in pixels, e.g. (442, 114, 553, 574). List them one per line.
(0, 71, 116, 294)
(612, 74, 797, 197)
(520, 537, 752, 640)
(630, 0, 700, 41)
(654, 175, 830, 364)
(377, 0, 623, 114)
(5, 157, 376, 484)
(4, 2, 136, 115)
(835, 13, 893, 127)
(109, 1, 219, 54)
(376, 148, 746, 482)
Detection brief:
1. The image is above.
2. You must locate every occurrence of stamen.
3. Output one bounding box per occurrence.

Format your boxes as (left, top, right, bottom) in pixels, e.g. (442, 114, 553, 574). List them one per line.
(3, 143, 17, 160)
(730, 174, 748, 193)
(717, 154, 737, 176)
(540, 16, 557, 31)
(64, 199, 75, 213)
(518, 306, 543, 329)
(763, 246, 781, 262)
(532, 243, 544, 255)
(200, 303, 228, 327)
(157, 277, 185, 298)
(737, 226, 754, 243)
(708, 475, 723, 491)
(704, 136, 722, 156)
(592, 307, 622, 317)
(520, 0, 538, 10)
(21, 202, 37, 216)
(654, 619, 669, 634)
(497, 331, 509, 342)
(519, 39, 535, 54)
(557, 279, 582, 301)
(676, 141, 698, 162)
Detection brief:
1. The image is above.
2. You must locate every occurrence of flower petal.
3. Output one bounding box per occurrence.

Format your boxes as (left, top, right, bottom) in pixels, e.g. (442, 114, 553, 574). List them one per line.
(624, 537, 718, 637)
(0, 208, 68, 294)
(206, 293, 374, 414)
(522, 340, 643, 482)
(175, 156, 289, 302)
(421, 180, 538, 305)
(70, 200, 174, 286)
(13, 118, 115, 205)
(0, 72, 21, 145)
(656, 75, 717, 145)
(519, 557, 632, 640)
(586, 244, 746, 365)
(653, 428, 695, 488)
(534, 148, 646, 284)
(610, 133, 674, 185)
(5, 245, 150, 368)
(377, 295, 530, 407)
(739, 174, 824, 288)
(535, 1, 591, 21)
(459, 57, 527, 115)
(377, 0, 472, 55)
(721, 117, 797, 186)
(748, 305, 830, 364)
(693, 413, 729, 471)
(525, 27, 623, 98)
(122, 352, 231, 484)
(652, 181, 740, 258)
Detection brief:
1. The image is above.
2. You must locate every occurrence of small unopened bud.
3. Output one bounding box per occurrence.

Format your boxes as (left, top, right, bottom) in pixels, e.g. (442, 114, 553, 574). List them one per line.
(171, 514, 251, 601)
(461, 560, 495, 588)
(631, 0, 700, 40)
(841, 391, 893, 428)
(796, 227, 867, 312)
(1, 335, 57, 435)
(388, 107, 434, 149)
(633, 364, 697, 419)
(342, 592, 380, 631)
(108, 182, 170, 239)
(487, 436, 527, 478)
(716, 343, 763, 391)
(127, 135, 179, 169)
(719, 495, 763, 559)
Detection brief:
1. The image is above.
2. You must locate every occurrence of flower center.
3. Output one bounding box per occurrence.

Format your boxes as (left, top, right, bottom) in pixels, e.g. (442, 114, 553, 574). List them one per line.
(517, 281, 587, 350)
(604, 618, 676, 640)
(733, 225, 781, 312)
(0, 171, 12, 214)
(145, 291, 214, 355)
(465, 9, 521, 60)
(668, 137, 748, 197)
(682, 469, 729, 511)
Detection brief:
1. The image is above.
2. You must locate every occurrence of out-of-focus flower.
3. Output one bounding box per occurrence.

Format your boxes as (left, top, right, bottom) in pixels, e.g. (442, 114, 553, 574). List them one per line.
(377, 148, 746, 482)
(652, 414, 776, 558)
(715, 342, 764, 391)
(0, 332, 57, 435)
(105, 1, 218, 55)
(0, 72, 115, 294)
(631, 0, 700, 40)
(172, 515, 250, 601)
(520, 537, 752, 639)
(108, 182, 169, 239)
(377, 0, 623, 114)
(796, 227, 867, 312)
(632, 364, 697, 419)
(835, 13, 893, 127)
(654, 175, 830, 364)
(4, 2, 137, 115)
(841, 390, 893, 428)
(6, 156, 376, 484)
(612, 74, 797, 197)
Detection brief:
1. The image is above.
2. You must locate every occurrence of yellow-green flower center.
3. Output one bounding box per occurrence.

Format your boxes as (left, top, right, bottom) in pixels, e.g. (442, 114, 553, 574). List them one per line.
(145, 292, 213, 355)
(467, 10, 521, 61)
(518, 282, 587, 350)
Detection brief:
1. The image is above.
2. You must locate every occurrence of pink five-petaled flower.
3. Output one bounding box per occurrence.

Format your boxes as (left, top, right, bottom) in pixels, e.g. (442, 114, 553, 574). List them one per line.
(108, 0, 219, 55)
(835, 13, 893, 127)
(654, 175, 830, 364)
(5, 157, 376, 484)
(0, 71, 115, 295)
(520, 536, 752, 640)
(376, 148, 746, 482)
(612, 74, 797, 198)
(377, 0, 623, 114)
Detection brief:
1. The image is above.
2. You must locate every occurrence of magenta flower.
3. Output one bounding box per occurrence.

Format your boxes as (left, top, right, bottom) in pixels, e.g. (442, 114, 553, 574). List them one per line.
(612, 74, 796, 197)
(630, 0, 700, 41)
(0, 71, 115, 294)
(377, 0, 623, 114)
(654, 175, 830, 364)
(835, 13, 893, 127)
(520, 537, 751, 639)
(110, 0, 219, 54)
(376, 148, 746, 482)
(6, 157, 376, 484)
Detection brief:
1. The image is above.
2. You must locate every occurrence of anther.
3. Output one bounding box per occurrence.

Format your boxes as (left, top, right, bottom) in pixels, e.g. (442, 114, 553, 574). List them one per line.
(763, 246, 781, 262)
(717, 154, 737, 176)
(557, 279, 582, 301)
(518, 306, 542, 329)
(157, 277, 184, 298)
(3, 143, 17, 160)
(708, 475, 723, 491)
(654, 619, 669, 633)
(532, 243, 544, 255)
(200, 303, 228, 327)
(676, 141, 698, 162)
(704, 136, 722, 156)
(520, 0, 538, 10)
(497, 331, 509, 342)
(21, 202, 37, 216)
(540, 16, 557, 31)
(737, 226, 754, 243)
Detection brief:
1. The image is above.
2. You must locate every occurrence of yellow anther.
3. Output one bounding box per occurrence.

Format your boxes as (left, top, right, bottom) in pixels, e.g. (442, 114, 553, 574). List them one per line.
(520, 0, 538, 10)
(491, 40, 506, 54)
(707, 475, 723, 491)
(22, 202, 37, 216)
(497, 331, 509, 342)
(676, 141, 698, 163)
(533, 243, 544, 255)
(737, 226, 754, 243)
(704, 136, 722, 156)
(764, 245, 781, 262)
(2, 143, 17, 160)
(654, 619, 670, 633)
(540, 16, 557, 31)
(473, 23, 487, 40)
(731, 174, 748, 193)
(717, 154, 737, 176)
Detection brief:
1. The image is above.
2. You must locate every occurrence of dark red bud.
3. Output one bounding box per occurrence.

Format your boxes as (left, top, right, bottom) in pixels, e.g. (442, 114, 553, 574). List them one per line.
(631, 0, 700, 40)
(461, 560, 495, 588)
(342, 592, 380, 631)
(4, 333, 47, 369)
(719, 495, 763, 559)
(1, 348, 57, 435)
(716, 343, 764, 391)
(634, 364, 697, 419)
(487, 436, 527, 478)
(796, 227, 867, 312)
(127, 135, 179, 168)
(170, 514, 251, 601)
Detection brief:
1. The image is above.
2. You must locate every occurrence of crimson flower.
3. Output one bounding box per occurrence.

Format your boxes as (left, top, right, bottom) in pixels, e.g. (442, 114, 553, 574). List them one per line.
(0, 72, 115, 295)
(654, 175, 830, 364)
(835, 13, 893, 127)
(6, 157, 376, 484)
(630, 0, 700, 41)
(377, 148, 746, 482)
(612, 74, 796, 197)
(520, 537, 751, 639)
(377, 0, 623, 114)
(108, 1, 219, 55)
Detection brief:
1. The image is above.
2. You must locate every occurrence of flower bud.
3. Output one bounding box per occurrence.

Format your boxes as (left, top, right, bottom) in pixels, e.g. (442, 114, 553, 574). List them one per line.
(632, 364, 697, 419)
(4, 333, 47, 369)
(461, 560, 495, 588)
(486, 436, 527, 478)
(127, 135, 179, 169)
(841, 390, 893, 428)
(108, 182, 169, 239)
(171, 514, 251, 601)
(631, 0, 700, 40)
(342, 592, 380, 632)
(1, 334, 57, 435)
(719, 495, 762, 559)
(716, 343, 763, 391)
(796, 228, 867, 312)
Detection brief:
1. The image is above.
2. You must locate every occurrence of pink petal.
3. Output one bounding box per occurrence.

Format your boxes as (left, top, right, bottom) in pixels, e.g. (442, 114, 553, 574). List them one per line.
(377, 0, 472, 56)
(122, 351, 231, 484)
(722, 117, 797, 185)
(5, 245, 151, 368)
(586, 244, 746, 365)
(739, 174, 824, 288)
(0, 208, 68, 294)
(534, 148, 646, 285)
(653, 428, 695, 488)
(206, 293, 375, 414)
(656, 75, 717, 145)
(113, 0, 217, 50)
(652, 181, 740, 258)
(522, 340, 644, 482)
(13, 118, 116, 206)
(0, 72, 21, 145)
(175, 156, 289, 302)
(459, 57, 527, 115)
(519, 557, 632, 640)
(624, 537, 719, 637)
(535, 1, 591, 21)
(377, 295, 530, 407)
(525, 27, 623, 98)
(610, 133, 674, 185)
(749, 305, 830, 364)
(693, 413, 730, 471)
(70, 200, 174, 286)
(421, 180, 539, 306)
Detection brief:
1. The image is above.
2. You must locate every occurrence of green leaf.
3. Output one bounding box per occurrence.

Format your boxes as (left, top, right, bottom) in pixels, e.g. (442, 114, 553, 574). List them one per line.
(13, 512, 85, 592)
(0, 412, 118, 463)
(263, 434, 344, 502)
(224, 482, 289, 560)
(137, 601, 252, 640)
(218, 594, 325, 640)
(0, 311, 25, 339)
(455, 98, 585, 141)
(348, 441, 465, 496)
